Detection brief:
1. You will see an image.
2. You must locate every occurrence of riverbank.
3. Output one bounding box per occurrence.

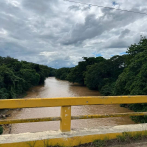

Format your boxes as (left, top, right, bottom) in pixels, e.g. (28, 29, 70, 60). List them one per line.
(0, 109, 20, 134)
(0, 109, 12, 134)
(0, 85, 43, 135)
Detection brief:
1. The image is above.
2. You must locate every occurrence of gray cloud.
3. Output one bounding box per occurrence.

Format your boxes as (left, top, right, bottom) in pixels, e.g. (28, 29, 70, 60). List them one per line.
(119, 29, 130, 38)
(22, 0, 58, 15)
(0, 0, 147, 68)
(69, 5, 80, 11)
(106, 40, 129, 48)
(61, 8, 145, 45)
(69, 5, 91, 11)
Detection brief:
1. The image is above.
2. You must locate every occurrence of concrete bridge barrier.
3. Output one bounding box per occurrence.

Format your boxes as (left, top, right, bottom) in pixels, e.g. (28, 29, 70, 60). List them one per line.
(0, 96, 147, 146)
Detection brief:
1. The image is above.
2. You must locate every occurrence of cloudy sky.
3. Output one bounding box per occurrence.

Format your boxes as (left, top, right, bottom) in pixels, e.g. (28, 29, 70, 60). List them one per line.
(0, 0, 147, 68)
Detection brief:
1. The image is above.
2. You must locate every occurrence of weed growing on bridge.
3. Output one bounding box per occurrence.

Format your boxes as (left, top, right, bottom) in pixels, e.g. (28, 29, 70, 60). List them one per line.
(77, 132, 147, 147)
(26, 141, 36, 147)
(47, 131, 147, 147)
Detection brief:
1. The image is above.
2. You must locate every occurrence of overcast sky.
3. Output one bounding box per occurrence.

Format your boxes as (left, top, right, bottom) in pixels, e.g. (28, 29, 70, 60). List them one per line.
(0, 0, 147, 68)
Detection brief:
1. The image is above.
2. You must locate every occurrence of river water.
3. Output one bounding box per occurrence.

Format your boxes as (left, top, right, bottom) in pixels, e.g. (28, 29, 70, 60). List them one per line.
(6, 77, 135, 134)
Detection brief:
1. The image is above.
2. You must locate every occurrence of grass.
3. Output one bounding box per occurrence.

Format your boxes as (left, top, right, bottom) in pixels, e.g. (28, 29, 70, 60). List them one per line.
(47, 131, 147, 147)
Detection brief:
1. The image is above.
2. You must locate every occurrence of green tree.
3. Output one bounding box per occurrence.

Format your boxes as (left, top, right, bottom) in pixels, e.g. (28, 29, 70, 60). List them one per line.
(66, 57, 105, 85)
(55, 68, 71, 80)
(0, 56, 54, 99)
(114, 37, 147, 122)
(114, 37, 147, 95)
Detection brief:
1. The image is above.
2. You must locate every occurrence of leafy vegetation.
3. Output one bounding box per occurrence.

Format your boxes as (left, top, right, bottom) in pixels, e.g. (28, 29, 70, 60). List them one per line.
(0, 126, 3, 135)
(85, 55, 126, 93)
(55, 36, 147, 123)
(114, 36, 147, 122)
(55, 68, 71, 80)
(0, 56, 55, 99)
(67, 57, 105, 85)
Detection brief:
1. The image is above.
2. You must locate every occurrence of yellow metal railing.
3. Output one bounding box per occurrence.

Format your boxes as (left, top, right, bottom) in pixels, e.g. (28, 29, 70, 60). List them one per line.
(0, 96, 147, 132)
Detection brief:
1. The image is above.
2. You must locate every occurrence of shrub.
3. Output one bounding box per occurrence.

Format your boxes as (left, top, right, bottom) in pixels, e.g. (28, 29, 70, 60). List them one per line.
(0, 126, 3, 135)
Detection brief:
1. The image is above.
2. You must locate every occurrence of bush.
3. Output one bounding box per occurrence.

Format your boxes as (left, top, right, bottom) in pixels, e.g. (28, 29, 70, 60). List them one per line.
(0, 126, 3, 135)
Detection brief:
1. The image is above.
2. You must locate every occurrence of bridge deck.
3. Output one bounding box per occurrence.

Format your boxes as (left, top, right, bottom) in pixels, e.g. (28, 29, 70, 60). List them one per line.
(1, 123, 147, 147)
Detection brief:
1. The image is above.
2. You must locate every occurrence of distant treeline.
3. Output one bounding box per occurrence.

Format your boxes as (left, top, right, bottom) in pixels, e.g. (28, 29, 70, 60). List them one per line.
(0, 56, 56, 99)
(55, 36, 147, 123)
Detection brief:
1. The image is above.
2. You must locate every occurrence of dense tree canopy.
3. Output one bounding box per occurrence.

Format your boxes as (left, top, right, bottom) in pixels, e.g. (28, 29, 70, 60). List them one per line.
(66, 57, 105, 85)
(0, 56, 55, 99)
(114, 37, 147, 122)
(55, 67, 71, 80)
(84, 55, 126, 95)
(114, 37, 147, 96)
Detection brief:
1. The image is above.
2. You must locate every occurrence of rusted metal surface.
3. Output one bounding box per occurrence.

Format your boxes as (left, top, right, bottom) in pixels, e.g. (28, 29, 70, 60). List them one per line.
(0, 112, 147, 125)
(0, 96, 147, 109)
(71, 112, 147, 120)
(0, 117, 61, 125)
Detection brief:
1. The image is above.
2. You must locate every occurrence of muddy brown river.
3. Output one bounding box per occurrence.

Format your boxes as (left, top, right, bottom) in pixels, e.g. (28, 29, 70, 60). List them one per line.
(5, 77, 135, 134)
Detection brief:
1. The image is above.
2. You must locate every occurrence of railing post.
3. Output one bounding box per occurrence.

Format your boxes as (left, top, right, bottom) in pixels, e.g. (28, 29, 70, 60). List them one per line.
(60, 106, 71, 132)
